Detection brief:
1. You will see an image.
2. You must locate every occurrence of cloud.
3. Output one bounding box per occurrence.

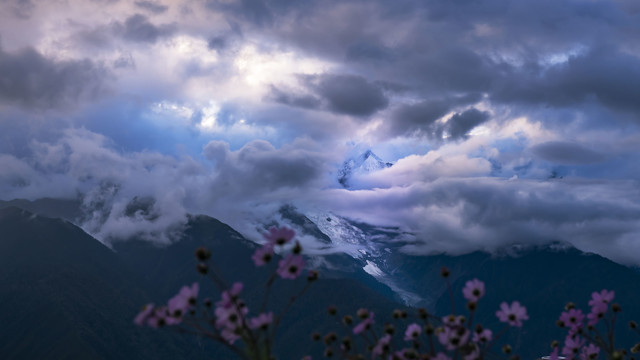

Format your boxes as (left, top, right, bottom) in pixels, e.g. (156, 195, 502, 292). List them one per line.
(0, 45, 110, 109)
(531, 141, 608, 165)
(134, 0, 168, 14)
(269, 74, 389, 117)
(115, 14, 176, 43)
(493, 46, 640, 117)
(441, 108, 491, 140)
(203, 139, 329, 197)
(310, 177, 640, 265)
(266, 85, 321, 110)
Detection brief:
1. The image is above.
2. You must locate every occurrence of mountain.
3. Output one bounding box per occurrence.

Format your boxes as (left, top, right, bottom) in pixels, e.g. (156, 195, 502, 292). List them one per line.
(113, 213, 403, 358)
(0, 204, 403, 359)
(0, 206, 209, 359)
(3, 198, 640, 360)
(271, 205, 640, 358)
(338, 149, 392, 188)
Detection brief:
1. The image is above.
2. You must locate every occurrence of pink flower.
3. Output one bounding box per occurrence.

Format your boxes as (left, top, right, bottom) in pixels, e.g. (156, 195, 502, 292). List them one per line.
(437, 326, 469, 350)
(472, 328, 492, 343)
(372, 334, 391, 357)
(217, 282, 243, 308)
(277, 254, 305, 279)
(587, 306, 606, 327)
(588, 290, 614, 311)
(252, 244, 274, 266)
(404, 323, 422, 341)
(264, 226, 295, 246)
(214, 303, 248, 330)
(580, 343, 600, 360)
(167, 282, 199, 319)
(221, 327, 241, 344)
(146, 306, 169, 328)
(134, 303, 155, 326)
(352, 312, 374, 335)
(496, 301, 529, 327)
(562, 335, 585, 358)
(462, 279, 485, 302)
(249, 312, 273, 330)
(559, 308, 584, 334)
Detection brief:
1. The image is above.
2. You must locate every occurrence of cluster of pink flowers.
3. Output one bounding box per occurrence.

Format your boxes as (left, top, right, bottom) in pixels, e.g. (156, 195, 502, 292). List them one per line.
(134, 282, 199, 328)
(252, 226, 306, 281)
(316, 276, 529, 360)
(134, 226, 318, 360)
(133, 225, 640, 360)
(551, 289, 623, 360)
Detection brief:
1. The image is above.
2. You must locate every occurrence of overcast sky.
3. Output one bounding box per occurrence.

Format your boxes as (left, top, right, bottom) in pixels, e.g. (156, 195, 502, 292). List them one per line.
(1, 0, 640, 264)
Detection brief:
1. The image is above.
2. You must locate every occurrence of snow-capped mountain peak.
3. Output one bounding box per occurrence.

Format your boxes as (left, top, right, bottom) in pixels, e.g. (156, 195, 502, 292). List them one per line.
(338, 150, 392, 188)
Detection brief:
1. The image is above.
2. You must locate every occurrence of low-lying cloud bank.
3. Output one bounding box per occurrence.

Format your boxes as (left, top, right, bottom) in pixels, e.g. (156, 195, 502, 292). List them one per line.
(1, 127, 639, 266)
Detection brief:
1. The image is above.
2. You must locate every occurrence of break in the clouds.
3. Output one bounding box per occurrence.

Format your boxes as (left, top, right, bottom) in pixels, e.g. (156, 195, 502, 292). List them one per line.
(1, 0, 640, 265)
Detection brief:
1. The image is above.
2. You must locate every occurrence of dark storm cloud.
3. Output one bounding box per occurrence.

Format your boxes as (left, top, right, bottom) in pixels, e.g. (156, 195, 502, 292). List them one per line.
(267, 74, 389, 117)
(441, 108, 490, 140)
(309, 74, 389, 117)
(115, 14, 176, 43)
(386, 94, 483, 138)
(0, 46, 110, 109)
(493, 46, 640, 116)
(531, 141, 607, 165)
(134, 0, 168, 14)
(266, 85, 321, 110)
(203, 139, 327, 195)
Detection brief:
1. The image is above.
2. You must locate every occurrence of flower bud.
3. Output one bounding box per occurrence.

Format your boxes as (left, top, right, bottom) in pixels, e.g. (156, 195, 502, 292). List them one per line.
(194, 247, 211, 261)
(440, 266, 450, 278)
(341, 337, 352, 351)
(328, 306, 337, 316)
(324, 348, 334, 357)
(418, 308, 429, 319)
(196, 263, 208, 274)
(204, 298, 212, 308)
(385, 323, 395, 335)
(613, 303, 622, 313)
(467, 301, 477, 311)
(357, 308, 369, 319)
(307, 270, 319, 282)
(565, 302, 576, 310)
(551, 341, 559, 348)
(324, 332, 337, 345)
(425, 324, 434, 335)
(631, 343, 640, 354)
(612, 351, 623, 360)
(503, 345, 512, 354)
(293, 241, 303, 254)
(343, 315, 353, 325)
(311, 332, 321, 341)
(630, 321, 638, 329)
